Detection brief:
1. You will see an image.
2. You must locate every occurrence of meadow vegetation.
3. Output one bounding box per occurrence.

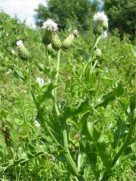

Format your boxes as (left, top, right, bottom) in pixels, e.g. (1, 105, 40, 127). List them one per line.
(0, 11, 136, 181)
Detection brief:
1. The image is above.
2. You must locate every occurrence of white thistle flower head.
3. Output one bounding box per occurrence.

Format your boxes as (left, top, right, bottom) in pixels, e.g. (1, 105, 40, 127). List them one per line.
(93, 12, 108, 24)
(36, 77, 44, 87)
(42, 19, 58, 32)
(16, 40, 24, 47)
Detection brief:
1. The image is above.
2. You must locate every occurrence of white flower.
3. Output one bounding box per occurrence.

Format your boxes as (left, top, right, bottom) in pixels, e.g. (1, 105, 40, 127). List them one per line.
(16, 40, 24, 47)
(42, 19, 58, 32)
(93, 12, 108, 23)
(36, 77, 44, 87)
(34, 119, 40, 127)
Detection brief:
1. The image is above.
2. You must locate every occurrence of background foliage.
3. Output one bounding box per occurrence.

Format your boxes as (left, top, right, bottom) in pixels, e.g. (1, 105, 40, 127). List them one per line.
(34, 0, 97, 30)
(104, 0, 136, 39)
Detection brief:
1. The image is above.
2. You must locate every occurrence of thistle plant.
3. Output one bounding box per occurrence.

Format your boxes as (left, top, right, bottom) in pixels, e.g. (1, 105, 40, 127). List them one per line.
(42, 19, 78, 115)
(3, 11, 135, 181)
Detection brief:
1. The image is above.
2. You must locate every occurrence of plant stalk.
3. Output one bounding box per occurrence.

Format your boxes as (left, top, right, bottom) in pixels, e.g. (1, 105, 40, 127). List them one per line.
(63, 129, 79, 177)
(53, 49, 61, 116)
(94, 35, 102, 49)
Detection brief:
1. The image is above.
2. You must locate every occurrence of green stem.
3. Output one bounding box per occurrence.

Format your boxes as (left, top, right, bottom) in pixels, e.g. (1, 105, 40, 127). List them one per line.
(63, 129, 79, 177)
(90, 60, 98, 74)
(46, 124, 61, 147)
(56, 49, 61, 84)
(94, 35, 102, 49)
(46, 48, 51, 68)
(54, 49, 61, 116)
(83, 35, 101, 77)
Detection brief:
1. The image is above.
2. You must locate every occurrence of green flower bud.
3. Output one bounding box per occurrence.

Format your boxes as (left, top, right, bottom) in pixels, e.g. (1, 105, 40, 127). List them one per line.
(51, 33, 62, 50)
(42, 30, 52, 46)
(47, 43, 55, 54)
(94, 24, 103, 36)
(94, 48, 102, 57)
(16, 40, 30, 59)
(103, 21, 108, 31)
(18, 46, 30, 59)
(62, 30, 78, 49)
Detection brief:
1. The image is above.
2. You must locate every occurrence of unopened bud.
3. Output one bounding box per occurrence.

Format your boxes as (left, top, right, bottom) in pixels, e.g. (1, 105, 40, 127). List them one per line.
(62, 30, 78, 49)
(103, 21, 108, 31)
(47, 43, 55, 54)
(94, 48, 102, 57)
(42, 30, 52, 46)
(72, 30, 78, 37)
(16, 40, 30, 59)
(51, 33, 62, 50)
(94, 24, 103, 35)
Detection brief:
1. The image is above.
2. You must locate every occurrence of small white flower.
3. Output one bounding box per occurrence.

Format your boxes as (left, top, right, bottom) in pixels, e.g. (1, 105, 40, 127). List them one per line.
(16, 40, 24, 47)
(36, 77, 44, 87)
(34, 119, 40, 127)
(93, 12, 108, 23)
(42, 19, 58, 32)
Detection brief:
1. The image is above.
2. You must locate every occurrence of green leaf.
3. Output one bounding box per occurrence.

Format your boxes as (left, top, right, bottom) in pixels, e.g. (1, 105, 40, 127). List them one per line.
(40, 83, 56, 102)
(131, 45, 136, 57)
(79, 112, 90, 134)
(13, 70, 25, 81)
(86, 121, 101, 142)
(80, 141, 97, 167)
(86, 142, 97, 165)
(37, 62, 50, 73)
(129, 93, 136, 113)
(96, 141, 112, 169)
(59, 98, 90, 121)
(95, 84, 124, 108)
